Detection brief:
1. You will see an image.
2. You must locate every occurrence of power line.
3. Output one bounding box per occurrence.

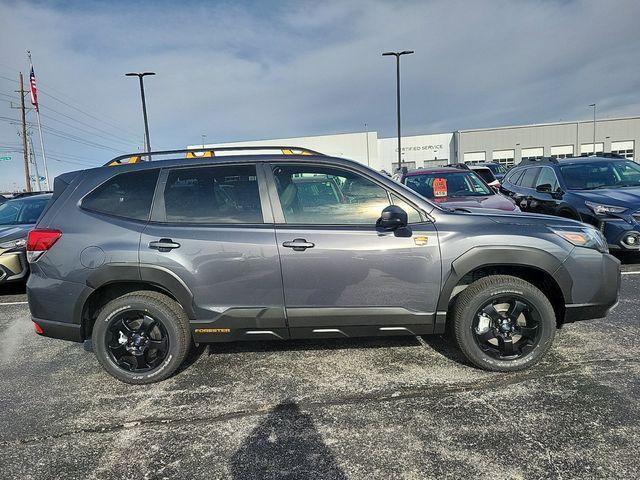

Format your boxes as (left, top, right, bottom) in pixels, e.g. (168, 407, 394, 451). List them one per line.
(38, 111, 140, 148)
(39, 103, 141, 145)
(0, 115, 128, 152)
(38, 86, 141, 140)
(3, 92, 141, 147)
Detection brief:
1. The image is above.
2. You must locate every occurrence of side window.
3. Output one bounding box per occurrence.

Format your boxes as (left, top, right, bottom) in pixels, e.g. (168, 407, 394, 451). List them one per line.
(391, 194, 423, 224)
(504, 169, 522, 185)
(535, 168, 559, 191)
(272, 164, 390, 225)
(163, 164, 262, 224)
(83, 169, 159, 221)
(519, 167, 541, 188)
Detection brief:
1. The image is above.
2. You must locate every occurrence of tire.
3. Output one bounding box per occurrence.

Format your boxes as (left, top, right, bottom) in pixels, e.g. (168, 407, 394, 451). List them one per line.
(451, 275, 556, 372)
(92, 291, 191, 384)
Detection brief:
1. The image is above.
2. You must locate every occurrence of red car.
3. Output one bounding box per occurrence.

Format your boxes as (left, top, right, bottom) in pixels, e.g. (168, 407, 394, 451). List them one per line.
(402, 167, 519, 212)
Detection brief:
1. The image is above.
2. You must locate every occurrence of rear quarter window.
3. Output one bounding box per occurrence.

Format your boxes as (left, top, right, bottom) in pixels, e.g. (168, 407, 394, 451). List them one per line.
(82, 169, 159, 221)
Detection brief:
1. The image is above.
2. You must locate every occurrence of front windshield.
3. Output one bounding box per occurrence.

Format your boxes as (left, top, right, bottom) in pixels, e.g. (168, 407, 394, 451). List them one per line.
(488, 163, 507, 174)
(560, 160, 640, 190)
(404, 172, 493, 198)
(0, 197, 49, 225)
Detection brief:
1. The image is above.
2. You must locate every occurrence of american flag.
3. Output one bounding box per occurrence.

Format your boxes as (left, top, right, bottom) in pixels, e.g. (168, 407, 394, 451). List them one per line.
(29, 66, 39, 112)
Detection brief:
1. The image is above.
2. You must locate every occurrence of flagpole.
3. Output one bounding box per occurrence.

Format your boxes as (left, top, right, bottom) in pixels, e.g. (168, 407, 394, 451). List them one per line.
(27, 50, 50, 190)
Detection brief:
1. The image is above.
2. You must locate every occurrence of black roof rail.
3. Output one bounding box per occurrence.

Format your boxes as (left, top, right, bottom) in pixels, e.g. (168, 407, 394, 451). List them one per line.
(448, 163, 471, 170)
(104, 146, 326, 167)
(518, 156, 559, 166)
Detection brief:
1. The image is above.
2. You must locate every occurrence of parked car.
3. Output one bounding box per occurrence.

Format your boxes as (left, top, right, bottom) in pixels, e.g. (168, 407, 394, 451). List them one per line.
(0, 193, 52, 286)
(27, 147, 619, 384)
(499, 156, 640, 251)
(467, 165, 501, 188)
(475, 162, 508, 181)
(402, 167, 519, 213)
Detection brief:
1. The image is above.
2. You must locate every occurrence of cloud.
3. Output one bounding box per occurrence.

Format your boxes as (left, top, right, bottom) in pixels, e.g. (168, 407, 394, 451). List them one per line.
(1, 0, 639, 188)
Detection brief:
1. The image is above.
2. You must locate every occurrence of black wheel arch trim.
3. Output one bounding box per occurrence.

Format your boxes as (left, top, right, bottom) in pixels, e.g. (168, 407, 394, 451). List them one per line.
(436, 245, 573, 313)
(83, 263, 197, 319)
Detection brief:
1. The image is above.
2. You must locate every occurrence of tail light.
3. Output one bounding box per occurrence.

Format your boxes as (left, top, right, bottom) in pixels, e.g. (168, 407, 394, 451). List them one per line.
(26, 229, 62, 262)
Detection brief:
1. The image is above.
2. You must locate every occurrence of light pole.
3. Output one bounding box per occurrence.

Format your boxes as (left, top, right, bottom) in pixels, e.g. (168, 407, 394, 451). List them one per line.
(382, 50, 414, 171)
(126, 72, 155, 156)
(364, 122, 370, 166)
(589, 103, 596, 156)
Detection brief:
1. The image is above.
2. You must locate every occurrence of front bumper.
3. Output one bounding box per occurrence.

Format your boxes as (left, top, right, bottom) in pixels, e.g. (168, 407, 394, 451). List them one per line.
(561, 251, 621, 323)
(0, 250, 28, 284)
(598, 218, 640, 250)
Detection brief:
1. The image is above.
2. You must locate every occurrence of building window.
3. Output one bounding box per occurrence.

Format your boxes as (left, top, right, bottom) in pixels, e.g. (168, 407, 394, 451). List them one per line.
(611, 141, 635, 160)
(492, 149, 515, 168)
(463, 151, 486, 163)
(580, 143, 604, 156)
(521, 147, 544, 162)
(550, 145, 574, 159)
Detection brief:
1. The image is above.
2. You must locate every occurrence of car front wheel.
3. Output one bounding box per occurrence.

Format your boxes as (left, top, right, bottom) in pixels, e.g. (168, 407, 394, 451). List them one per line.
(452, 275, 556, 372)
(92, 291, 191, 384)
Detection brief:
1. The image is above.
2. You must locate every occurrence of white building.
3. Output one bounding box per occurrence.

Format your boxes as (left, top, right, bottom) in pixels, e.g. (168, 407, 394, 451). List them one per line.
(189, 115, 638, 172)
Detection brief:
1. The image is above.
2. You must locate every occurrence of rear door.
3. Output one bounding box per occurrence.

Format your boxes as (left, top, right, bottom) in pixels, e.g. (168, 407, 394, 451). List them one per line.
(515, 167, 541, 211)
(266, 162, 441, 339)
(139, 162, 286, 343)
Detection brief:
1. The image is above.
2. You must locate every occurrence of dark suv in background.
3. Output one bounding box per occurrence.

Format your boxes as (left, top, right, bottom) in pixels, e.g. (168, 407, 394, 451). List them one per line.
(26, 147, 620, 384)
(500, 156, 640, 251)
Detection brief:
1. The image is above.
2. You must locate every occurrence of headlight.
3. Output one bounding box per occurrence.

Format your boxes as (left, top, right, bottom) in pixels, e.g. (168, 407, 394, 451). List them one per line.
(551, 226, 608, 253)
(0, 238, 27, 250)
(585, 201, 627, 215)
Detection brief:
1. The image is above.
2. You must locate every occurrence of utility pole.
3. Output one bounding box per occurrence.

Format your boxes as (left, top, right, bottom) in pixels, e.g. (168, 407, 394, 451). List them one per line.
(18, 72, 32, 192)
(382, 50, 414, 171)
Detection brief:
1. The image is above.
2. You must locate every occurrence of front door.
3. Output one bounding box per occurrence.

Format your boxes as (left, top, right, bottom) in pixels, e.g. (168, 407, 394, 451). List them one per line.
(267, 162, 441, 339)
(529, 166, 562, 215)
(139, 162, 287, 342)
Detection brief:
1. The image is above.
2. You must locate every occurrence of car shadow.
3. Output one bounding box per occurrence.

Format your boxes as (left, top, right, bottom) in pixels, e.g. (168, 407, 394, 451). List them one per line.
(0, 282, 26, 296)
(230, 400, 348, 480)
(614, 251, 640, 265)
(201, 334, 477, 369)
(418, 334, 475, 368)
(204, 335, 423, 355)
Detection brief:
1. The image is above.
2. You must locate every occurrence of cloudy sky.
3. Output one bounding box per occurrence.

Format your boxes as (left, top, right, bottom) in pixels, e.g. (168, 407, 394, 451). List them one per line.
(1, 0, 639, 190)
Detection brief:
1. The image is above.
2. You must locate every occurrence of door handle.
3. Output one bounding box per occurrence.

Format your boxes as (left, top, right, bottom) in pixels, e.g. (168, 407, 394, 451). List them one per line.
(282, 238, 315, 251)
(149, 238, 181, 252)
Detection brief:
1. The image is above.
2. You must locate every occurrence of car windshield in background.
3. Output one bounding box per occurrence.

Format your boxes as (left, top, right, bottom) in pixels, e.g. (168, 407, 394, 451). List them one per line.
(405, 172, 493, 198)
(0, 197, 49, 225)
(486, 164, 507, 175)
(560, 160, 640, 190)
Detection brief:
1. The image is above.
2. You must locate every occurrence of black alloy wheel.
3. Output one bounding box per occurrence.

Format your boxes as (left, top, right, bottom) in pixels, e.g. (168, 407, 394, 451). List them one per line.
(92, 291, 191, 384)
(472, 297, 542, 360)
(452, 275, 556, 372)
(105, 311, 169, 372)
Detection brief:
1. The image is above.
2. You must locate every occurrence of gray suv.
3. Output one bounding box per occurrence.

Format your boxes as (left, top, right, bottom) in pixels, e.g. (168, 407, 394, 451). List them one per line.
(26, 147, 620, 384)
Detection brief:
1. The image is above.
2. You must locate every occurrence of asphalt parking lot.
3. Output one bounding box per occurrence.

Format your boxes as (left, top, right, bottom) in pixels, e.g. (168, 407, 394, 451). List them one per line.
(0, 266, 638, 480)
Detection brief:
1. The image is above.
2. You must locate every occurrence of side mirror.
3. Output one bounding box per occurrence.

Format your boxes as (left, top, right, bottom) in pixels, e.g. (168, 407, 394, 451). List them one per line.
(376, 205, 412, 237)
(536, 183, 552, 193)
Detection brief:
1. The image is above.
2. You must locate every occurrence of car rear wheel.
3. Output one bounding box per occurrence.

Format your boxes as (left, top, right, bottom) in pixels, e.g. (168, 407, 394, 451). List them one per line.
(452, 275, 556, 372)
(92, 291, 191, 384)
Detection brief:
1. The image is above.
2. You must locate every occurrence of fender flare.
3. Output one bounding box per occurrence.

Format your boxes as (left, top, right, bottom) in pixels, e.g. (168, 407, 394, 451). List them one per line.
(81, 263, 196, 320)
(436, 245, 573, 313)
